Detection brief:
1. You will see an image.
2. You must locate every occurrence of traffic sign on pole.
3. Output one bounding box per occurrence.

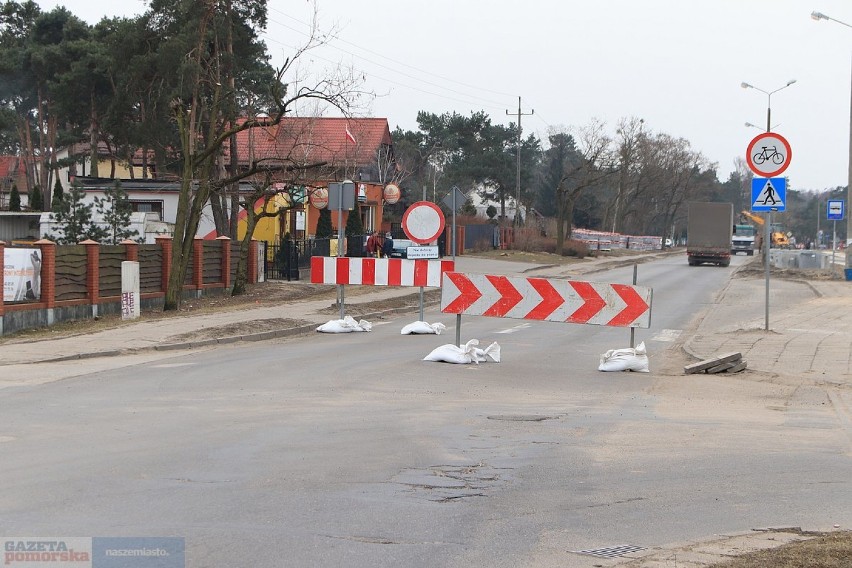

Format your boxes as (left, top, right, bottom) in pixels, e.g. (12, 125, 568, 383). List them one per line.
(827, 199, 845, 221)
(746, 132, 792, 178)
(751, 177, 786, 212)
(402, 201, 445, 244)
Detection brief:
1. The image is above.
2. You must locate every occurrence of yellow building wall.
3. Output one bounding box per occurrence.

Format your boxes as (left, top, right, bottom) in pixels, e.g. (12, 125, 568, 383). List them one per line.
(237, 196, 284, 244)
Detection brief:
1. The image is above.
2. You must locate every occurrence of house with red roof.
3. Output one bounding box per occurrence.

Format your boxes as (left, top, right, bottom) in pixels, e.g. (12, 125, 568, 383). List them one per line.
(0, 155, 28, 205)
(224, 116, 397, 244)
(13, 117, 397, 246)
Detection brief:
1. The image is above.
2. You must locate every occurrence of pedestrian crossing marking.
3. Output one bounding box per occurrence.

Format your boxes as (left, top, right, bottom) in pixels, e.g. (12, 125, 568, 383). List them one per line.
(753, 179, 784, 208)
(751, 177, 787, 212)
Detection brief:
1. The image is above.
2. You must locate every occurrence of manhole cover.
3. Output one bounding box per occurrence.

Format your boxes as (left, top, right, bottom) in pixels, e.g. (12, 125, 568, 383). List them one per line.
(571, 545, 646, 558)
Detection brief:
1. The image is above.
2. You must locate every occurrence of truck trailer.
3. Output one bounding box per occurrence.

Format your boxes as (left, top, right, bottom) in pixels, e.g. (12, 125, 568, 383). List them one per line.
(687, 202, 733, 267)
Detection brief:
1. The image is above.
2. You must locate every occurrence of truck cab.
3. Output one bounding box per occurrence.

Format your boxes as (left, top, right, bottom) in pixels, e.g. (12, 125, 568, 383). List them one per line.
(732, 224, 756, 255)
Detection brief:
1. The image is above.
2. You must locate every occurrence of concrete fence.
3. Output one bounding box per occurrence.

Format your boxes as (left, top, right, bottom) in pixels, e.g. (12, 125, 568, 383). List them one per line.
(0, 237, 260, 336)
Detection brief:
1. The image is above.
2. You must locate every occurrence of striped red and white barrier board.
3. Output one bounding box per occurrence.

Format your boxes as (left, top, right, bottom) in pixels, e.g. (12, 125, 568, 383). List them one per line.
(441, 272, 652, 328)
(310, 257, 455, 287)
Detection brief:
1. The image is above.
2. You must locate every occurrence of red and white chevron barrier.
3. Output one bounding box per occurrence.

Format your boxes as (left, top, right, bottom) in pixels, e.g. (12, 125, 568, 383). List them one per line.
(441, 272, 652, 328)
(311, 257, 455, 287)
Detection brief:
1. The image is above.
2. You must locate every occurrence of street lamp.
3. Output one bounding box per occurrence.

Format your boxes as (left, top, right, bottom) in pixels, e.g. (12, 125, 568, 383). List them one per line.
(811, 10, 852, 272)
(740, 80, 797, 132)
(745, 121, 780, 131)
(741, 79, 796, 332)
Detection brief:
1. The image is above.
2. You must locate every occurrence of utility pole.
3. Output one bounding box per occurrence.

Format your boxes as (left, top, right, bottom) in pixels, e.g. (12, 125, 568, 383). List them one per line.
(506, 96, 533, 226)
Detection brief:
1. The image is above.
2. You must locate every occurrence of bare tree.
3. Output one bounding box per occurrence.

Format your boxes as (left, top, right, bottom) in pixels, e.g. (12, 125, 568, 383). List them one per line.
(164, 2, 368, 310)
(608, 116, 645, 233)
(552, 119, 615, 252)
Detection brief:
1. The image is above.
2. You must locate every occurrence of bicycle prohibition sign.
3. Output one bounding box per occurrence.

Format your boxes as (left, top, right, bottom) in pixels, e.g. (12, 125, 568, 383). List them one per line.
(753, 145, 785, 165)
(746, 131, 792, 178)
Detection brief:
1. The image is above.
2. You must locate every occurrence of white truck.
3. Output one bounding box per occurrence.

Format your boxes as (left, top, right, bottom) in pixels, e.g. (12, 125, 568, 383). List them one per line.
(687, 202, 733, 267)
(731, 223, 756, 256)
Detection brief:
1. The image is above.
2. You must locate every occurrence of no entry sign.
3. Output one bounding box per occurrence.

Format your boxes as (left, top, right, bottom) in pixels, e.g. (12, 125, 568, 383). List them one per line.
(402, 201, 445, 244)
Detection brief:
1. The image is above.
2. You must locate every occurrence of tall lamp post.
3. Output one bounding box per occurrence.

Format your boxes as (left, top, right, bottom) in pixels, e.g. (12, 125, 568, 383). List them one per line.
(811, 10, 852, 272)
(740, 80, 796, 132)
(741, 79, 797, 331)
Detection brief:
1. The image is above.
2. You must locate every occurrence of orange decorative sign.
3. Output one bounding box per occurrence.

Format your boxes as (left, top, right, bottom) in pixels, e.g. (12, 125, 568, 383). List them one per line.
(309, 187, 328, 209)
(383, 183, 401, 204)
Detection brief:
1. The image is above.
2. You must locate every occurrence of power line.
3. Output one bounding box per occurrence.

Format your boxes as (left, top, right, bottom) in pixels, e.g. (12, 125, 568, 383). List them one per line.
(268, 7, 517, 99)
(263, 7, 516, 111)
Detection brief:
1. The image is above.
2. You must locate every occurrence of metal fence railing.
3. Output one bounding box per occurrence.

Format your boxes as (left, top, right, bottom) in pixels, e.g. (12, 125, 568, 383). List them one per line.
(266, 235, 376, 280)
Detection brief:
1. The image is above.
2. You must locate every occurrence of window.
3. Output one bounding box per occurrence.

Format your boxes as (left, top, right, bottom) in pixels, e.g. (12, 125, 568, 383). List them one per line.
(130, 200, 163, 220)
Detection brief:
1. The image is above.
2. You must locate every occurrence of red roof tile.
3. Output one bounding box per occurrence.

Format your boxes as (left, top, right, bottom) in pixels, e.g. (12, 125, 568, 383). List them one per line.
(0, 155, 19, 178)
(230, 117, 392, 168)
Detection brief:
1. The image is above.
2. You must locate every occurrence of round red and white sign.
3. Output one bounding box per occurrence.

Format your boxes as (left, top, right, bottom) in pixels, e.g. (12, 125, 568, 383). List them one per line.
(309, 187, 328, 209)
(402, 201, 445, 244)
(383, 183, 401, 204)
(746, 132, 792, 178)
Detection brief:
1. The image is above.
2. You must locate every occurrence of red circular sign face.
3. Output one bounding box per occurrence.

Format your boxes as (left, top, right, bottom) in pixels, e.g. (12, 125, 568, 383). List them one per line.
(383, 183, 401, 204)
(746, 132, 792, 178)
(401, 201, 445, 244)
(309, 187, 328, 209)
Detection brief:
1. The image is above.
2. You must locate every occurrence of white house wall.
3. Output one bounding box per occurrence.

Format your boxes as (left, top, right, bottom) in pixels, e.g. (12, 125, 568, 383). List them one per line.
(37, 188, 221, 243)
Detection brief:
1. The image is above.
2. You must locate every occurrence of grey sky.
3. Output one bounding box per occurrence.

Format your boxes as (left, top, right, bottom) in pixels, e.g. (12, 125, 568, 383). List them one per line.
(38, 0, 852, 192)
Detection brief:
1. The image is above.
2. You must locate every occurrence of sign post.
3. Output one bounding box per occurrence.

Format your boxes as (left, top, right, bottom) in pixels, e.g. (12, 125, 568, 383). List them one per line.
(827, 200, 845, 272)
(746, 132, 792, 332)
(442, 187, 466, 345)
(401, 201, 446, 324)
(329, 181, 356, 318)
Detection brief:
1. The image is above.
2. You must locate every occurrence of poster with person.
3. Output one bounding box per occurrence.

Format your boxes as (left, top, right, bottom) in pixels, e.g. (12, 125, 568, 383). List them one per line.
(3, 248, 41, 302)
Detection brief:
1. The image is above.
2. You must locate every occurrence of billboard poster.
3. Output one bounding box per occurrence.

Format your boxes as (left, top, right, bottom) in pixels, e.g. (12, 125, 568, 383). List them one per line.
(4, 248, 41, 302)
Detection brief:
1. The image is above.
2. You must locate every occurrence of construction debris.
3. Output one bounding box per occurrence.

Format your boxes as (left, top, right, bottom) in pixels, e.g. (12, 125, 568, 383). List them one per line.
(684, 352, 747, 374)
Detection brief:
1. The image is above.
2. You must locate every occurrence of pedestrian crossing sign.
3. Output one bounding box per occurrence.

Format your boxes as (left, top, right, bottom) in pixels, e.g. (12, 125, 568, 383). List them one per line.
(751, 177, 786, 212)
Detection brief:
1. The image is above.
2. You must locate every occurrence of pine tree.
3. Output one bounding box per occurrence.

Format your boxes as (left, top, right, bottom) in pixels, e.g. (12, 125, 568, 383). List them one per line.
(345, 204, 364, 236)
(53, 178, 64, 204)
(345, 204, 365, 256)
(93, 180, 139, 244)
(29, 185, 43, 211)
(48, 182, 108, 244)
(315, 207, 333, 238)
(9, 184, 21, 211)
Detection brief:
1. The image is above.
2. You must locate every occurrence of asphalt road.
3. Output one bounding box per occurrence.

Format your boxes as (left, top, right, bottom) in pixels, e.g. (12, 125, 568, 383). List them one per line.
(1, 254, 849, 567)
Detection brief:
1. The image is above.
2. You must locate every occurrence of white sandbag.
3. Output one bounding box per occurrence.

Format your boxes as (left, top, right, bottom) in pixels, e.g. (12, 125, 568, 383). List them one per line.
(316, 315, 373, 333)
(400, 321, 447, 335)
(423, 339, 501, 364)
(473, 341, 501, 363)
(598, 341, 649, 372)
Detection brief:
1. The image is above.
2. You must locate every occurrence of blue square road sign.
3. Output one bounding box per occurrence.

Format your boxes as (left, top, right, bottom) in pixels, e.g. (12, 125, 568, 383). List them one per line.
(827, 199, 845, 221)
(751, 177, 786, 212)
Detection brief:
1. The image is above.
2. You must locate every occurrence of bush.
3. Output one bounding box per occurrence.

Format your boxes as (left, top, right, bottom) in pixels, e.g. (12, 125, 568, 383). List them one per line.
(560, 239, 589, 259)
(511, 228, 551, 252)
(472, 238, 492, 253)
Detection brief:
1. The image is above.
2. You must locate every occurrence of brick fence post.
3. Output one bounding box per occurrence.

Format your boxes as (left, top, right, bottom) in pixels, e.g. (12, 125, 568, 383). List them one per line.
(156, 236, 172, 295)
(34, 240, 56, 321)
(248, 240, 258, 284)
(0, 241, 5, 321)
(193, 236, 204, 296)
(217, 236, 231, 292)
(81, 239, 100, 317)
(122, 239, 139, 262)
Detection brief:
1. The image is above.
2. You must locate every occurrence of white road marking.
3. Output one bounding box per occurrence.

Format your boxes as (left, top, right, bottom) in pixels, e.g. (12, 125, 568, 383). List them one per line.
(496, 323, 533, 334)
(650, 329, 682, 342)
